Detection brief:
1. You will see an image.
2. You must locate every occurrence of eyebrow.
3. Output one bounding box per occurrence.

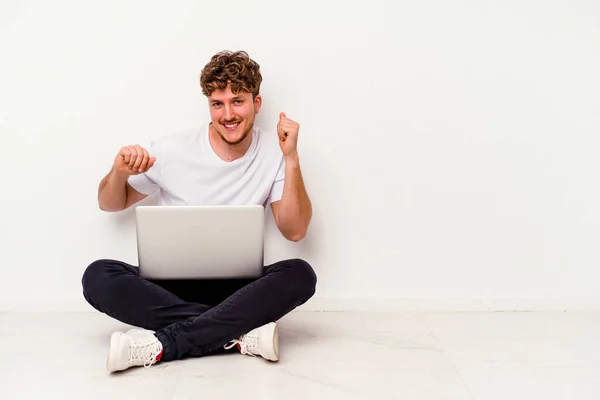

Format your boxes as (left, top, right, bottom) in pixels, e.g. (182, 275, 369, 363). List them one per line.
(211, 96, 244, 102)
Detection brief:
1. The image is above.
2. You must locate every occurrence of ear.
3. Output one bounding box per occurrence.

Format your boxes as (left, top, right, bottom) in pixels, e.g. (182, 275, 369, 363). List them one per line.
(254, 94, 262, 114)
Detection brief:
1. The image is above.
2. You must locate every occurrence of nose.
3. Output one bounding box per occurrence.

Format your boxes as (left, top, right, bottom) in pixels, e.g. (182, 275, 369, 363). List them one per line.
(224, 104, 235, 121)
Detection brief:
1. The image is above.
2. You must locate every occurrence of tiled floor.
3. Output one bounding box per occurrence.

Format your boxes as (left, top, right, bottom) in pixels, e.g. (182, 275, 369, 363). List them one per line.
(1, 311, 599, 399)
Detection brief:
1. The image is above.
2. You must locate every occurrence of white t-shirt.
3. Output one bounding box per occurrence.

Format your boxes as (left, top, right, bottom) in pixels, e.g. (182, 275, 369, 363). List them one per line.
(127, 124, 285, 207)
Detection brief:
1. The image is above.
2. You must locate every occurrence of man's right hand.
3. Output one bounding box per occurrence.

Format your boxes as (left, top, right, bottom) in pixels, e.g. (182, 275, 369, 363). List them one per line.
(113, 145, 156, 176)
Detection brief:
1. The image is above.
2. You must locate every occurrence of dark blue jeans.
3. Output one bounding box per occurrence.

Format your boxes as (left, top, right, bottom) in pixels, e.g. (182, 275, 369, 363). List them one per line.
(81, 258, 317, 362)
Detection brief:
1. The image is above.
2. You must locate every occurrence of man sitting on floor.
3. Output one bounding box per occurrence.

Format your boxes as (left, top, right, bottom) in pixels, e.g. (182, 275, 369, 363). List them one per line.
(82, 50, 316, 372)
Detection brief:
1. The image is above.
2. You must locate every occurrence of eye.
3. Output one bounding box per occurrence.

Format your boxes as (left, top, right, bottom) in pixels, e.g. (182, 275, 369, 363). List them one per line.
(234, 100, 244, 105)
(212, 102, 222, 108)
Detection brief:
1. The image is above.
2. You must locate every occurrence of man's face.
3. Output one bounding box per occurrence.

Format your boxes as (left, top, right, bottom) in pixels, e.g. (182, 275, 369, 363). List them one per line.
(208, 85, 262, 146)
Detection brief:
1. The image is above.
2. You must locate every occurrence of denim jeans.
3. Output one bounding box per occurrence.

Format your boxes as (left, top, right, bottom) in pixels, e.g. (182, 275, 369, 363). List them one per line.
(82, 258, 317, 361)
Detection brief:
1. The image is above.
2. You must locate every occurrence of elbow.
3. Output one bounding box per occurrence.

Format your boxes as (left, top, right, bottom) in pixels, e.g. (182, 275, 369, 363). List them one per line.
(276, 209, 312, 242)
(287, 234, 304, 242)
(99, 204, 114, 212)
(285, 229, 307, 242)
(98, 201, 123, 212)
(284, 218, 311, 242)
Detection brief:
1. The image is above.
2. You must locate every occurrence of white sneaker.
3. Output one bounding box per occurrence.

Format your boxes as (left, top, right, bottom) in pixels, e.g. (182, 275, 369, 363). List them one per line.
(106, 328, 163, 372)
(224, 322, 279, 361)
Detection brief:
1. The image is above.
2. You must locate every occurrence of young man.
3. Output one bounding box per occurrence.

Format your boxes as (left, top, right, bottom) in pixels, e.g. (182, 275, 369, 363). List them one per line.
(82, 50, 316, 372)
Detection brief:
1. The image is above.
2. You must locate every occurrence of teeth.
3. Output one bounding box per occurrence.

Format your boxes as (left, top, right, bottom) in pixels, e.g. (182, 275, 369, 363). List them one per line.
(225, 123, 239, 128)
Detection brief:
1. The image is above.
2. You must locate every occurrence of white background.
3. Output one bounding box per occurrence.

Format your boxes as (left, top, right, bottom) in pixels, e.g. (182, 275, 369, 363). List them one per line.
(1, 0, 599, 311)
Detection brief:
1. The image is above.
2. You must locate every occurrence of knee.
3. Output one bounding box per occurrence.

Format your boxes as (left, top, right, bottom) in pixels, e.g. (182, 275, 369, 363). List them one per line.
(81, 259, 115, 302)
(287, 258, 317, 297)
(82, 260, 105, 298)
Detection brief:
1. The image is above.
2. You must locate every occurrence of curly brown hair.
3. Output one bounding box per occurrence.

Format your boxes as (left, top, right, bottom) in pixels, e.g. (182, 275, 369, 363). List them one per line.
(200, 50, 262, 99)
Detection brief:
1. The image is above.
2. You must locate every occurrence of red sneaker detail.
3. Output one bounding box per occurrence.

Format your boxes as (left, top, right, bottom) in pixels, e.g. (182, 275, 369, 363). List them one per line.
(155, 349, 163, 362)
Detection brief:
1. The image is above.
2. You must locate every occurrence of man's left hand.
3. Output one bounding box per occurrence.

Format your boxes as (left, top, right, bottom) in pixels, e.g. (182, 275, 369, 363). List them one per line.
(277, 112, 300, 158)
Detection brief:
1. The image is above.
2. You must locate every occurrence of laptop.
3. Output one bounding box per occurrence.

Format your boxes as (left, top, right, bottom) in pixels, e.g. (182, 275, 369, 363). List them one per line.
(135, 205, 265, 280)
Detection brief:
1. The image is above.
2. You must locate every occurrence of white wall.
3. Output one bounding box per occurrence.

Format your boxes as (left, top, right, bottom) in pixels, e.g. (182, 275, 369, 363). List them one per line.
(1, 0, 599, 311)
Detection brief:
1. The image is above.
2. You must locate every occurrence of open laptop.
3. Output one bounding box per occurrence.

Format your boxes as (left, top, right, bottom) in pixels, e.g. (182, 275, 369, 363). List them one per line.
(135, 205, 265, 280)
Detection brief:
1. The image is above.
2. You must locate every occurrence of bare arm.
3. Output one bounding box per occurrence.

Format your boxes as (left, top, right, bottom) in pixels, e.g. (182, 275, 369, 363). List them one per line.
(271, 112, 312, 242)
(98, 168, 147, 211)
(98, 144, 155, 212)
(271, 154, 312, 241)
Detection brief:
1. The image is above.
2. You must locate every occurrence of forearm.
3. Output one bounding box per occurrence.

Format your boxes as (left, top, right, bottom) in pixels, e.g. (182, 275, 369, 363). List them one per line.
(277, 155, 312, 241)
(98, 168, 128, 211)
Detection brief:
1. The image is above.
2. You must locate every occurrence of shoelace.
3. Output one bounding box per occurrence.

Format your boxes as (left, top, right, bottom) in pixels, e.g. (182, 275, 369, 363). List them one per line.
(224, 333, 260, 357)
(129, 337, 163, 368)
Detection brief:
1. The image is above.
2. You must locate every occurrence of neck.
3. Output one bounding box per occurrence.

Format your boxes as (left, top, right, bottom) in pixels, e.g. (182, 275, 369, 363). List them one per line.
(209, 123, 253, 162)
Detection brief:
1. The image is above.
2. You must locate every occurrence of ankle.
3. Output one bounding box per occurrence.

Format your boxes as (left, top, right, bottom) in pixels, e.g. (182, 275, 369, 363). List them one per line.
(154, 331, 172, 362)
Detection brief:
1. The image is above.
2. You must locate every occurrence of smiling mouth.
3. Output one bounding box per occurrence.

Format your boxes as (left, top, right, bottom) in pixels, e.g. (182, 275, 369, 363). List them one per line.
(223, 122, 240, 131)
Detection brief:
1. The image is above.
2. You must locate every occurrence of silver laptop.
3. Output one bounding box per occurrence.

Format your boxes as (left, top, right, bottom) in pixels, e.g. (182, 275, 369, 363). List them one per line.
(135, 205, 265, 279)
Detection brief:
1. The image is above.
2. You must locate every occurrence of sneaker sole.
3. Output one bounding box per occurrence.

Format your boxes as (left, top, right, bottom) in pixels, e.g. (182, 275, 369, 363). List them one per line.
(106, 331, 124, 372)
(260, 322, 280, 362)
